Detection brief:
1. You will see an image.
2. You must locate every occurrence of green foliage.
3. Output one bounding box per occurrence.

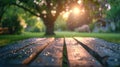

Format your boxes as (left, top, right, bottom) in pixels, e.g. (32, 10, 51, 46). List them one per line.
(25, 16, 45, 32)
(106, 5, 120, 21)
(3, 5, 25, 18)
(0, 0, 14, 5)
(89, 22, 95, 31)
(2, 5, 45, 33)
(115, 21, 120, 32)
(55, 15, 67, 31)
(106, 0, 120, 32)
(83, 0, 101, 18)
(2, 15, 26, 34)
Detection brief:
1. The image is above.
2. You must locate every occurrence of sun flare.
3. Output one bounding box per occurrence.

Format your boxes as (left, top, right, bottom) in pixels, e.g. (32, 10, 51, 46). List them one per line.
(73, 7, 80, 14)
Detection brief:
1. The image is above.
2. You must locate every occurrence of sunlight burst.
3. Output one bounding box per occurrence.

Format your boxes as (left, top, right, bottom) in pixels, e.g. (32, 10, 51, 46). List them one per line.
(73, 7, 80, 14)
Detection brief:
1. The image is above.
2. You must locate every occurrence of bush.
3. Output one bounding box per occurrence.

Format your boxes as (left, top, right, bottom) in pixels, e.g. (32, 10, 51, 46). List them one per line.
(25, 17, 45, 32)
(89, 22, 95, 32)
(2, 15, 26, 34)
(115, 21, 120, 32)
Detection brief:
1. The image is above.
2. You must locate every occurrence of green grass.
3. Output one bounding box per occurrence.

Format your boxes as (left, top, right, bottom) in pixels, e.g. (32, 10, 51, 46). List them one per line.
(0, 32, 44, 47)
(56, 31, 120, 44)
(0, 31, 120, 47)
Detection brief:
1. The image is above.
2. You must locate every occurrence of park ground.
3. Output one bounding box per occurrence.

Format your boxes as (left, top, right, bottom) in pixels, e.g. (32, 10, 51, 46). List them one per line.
(0, 31, 120, 47)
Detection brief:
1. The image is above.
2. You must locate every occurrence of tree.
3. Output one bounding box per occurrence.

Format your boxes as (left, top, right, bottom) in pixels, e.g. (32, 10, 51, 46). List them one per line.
(9, 0, 79, 35)
(2, 15, 26, 34)
(106, 0, 120, 32)
(0, 0, 108, 35)
(0, 0, 9, 23)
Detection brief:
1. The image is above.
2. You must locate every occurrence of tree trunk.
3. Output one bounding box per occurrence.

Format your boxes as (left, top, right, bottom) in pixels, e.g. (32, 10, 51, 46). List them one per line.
(43, 16, 55, 35)
(44, 22, 55, 35)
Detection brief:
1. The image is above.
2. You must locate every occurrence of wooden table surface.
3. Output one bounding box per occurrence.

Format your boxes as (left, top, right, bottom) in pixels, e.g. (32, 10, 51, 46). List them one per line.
(0, 37, 120, 67)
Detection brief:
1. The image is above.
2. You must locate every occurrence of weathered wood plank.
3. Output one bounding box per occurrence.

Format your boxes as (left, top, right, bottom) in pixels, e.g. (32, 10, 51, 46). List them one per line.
(75, 37, 120, 67)
(30, 38, 64, 67)
(0, 38, 54, 64)
(65, 38, 102, 67)
(0, 38, 46, 57)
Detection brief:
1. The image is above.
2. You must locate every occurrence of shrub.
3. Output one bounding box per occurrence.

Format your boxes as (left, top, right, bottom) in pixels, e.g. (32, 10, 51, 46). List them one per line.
(89, 22, 95, 32)
(2, 15, 26, 34)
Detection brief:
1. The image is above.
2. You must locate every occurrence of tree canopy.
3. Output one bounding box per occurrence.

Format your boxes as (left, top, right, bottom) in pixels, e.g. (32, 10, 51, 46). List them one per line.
(0, 0, 112, 35)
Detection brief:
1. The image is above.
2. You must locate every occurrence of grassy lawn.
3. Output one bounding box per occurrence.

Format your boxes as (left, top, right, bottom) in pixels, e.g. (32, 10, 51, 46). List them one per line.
(0, 31, 120, 47)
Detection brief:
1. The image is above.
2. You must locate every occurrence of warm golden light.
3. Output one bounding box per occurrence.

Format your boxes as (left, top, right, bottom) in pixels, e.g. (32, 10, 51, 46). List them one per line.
(81, 9, 85, 13)
(63, 11, 70, 20)
(73, 7, 80, 14)
(77, 0, 82, 4)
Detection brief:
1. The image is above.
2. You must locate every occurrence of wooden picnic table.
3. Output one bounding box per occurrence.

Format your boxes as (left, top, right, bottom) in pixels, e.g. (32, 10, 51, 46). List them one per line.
(0, 37, 120, 67)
